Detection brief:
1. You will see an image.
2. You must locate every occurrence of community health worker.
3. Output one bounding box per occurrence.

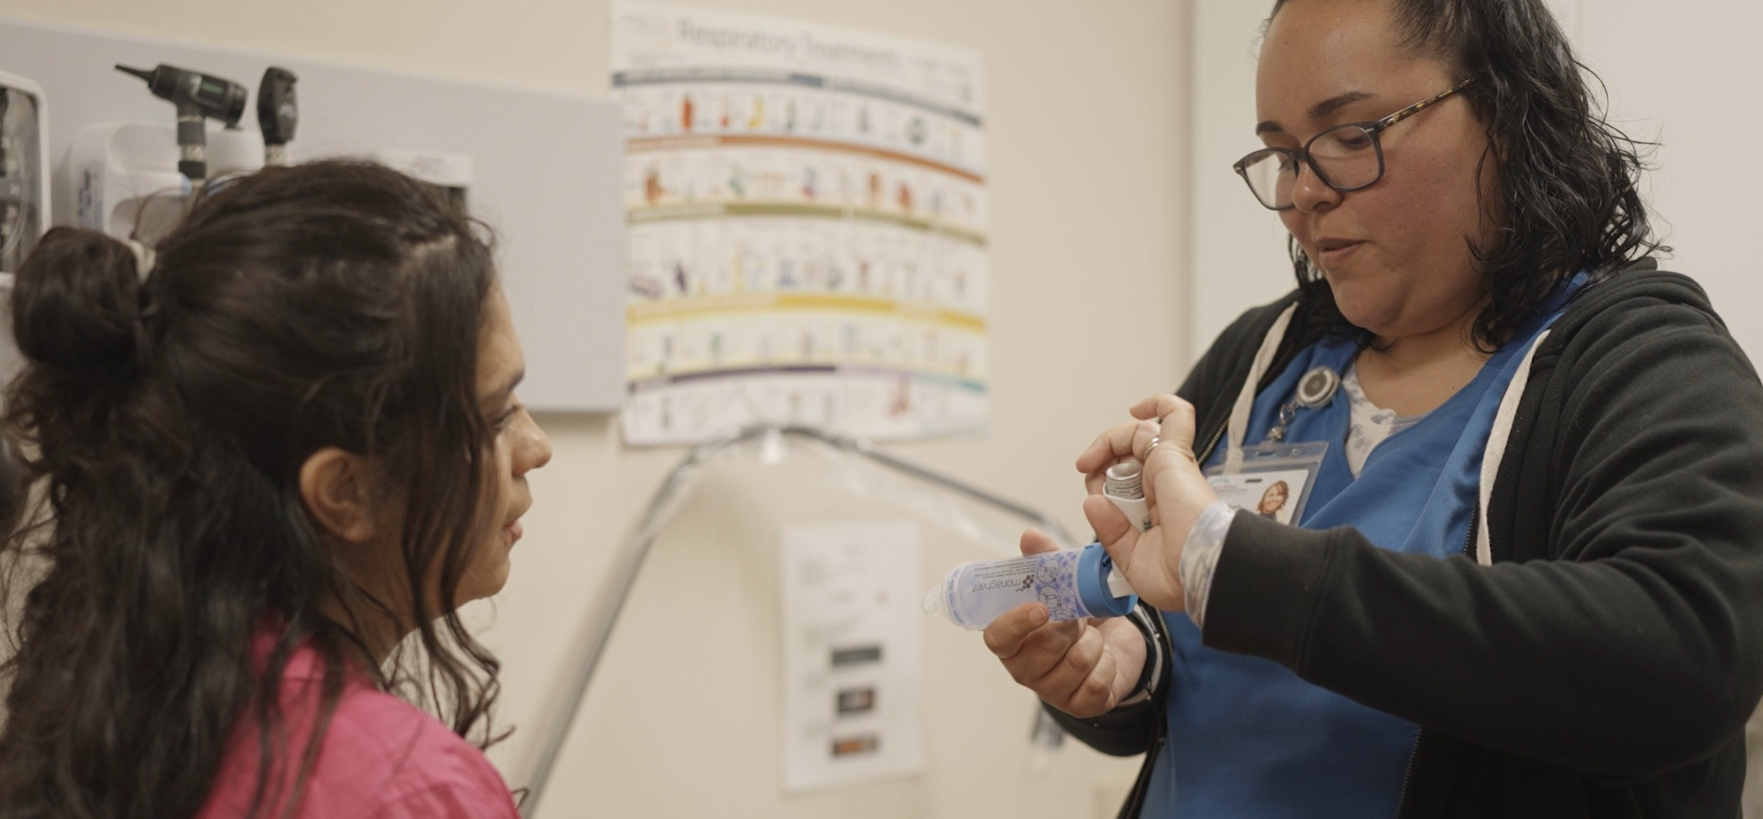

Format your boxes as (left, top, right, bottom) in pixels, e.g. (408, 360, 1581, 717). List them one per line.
(982, 0, 1763, 816)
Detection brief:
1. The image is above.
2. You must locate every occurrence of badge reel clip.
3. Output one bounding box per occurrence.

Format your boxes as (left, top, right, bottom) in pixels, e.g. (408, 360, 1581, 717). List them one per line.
(1204, 365, 1339, 525)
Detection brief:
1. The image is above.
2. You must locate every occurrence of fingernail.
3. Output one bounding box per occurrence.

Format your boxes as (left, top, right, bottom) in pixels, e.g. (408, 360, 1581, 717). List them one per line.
(1030, 605, 1049, 627)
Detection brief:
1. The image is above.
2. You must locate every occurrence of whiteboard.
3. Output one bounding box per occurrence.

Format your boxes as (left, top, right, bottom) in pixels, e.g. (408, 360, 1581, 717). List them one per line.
(0, 19, 626, 412)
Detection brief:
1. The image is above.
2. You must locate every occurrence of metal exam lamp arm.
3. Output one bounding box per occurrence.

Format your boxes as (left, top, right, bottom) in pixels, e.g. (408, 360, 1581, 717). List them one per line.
(515, 425, 1078, 818)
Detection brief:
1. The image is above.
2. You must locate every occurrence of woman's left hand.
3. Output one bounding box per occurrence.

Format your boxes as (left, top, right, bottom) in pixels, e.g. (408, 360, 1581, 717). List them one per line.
(1076, 394, 1219, 612)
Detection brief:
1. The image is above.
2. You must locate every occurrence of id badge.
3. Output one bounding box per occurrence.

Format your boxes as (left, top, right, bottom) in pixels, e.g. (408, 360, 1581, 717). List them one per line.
(1204, 441, 1327, 526)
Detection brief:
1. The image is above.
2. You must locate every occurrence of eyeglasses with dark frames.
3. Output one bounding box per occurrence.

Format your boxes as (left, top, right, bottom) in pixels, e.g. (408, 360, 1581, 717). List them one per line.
(1233, 78, 1478, 211)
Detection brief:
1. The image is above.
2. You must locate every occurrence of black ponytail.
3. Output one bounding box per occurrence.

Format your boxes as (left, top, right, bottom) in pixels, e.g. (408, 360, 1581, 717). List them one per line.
(11, 227, 146, 385)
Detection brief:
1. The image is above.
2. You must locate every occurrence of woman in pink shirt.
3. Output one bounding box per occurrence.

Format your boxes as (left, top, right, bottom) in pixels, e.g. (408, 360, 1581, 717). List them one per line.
(0, 161, 553, 819)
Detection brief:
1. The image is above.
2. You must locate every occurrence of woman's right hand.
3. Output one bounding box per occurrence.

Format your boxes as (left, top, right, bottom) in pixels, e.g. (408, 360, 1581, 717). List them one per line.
(1079, 417, 1164, 500)
(982, 528, 1148, 718)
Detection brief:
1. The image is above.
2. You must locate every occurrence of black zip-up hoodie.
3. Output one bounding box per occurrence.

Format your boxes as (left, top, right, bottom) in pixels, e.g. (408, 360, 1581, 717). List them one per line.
(1054, 263, 1763, 817)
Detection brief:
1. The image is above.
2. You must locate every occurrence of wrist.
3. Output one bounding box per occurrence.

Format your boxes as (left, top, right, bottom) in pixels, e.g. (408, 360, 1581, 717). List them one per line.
(1114, 603, 1166, 707)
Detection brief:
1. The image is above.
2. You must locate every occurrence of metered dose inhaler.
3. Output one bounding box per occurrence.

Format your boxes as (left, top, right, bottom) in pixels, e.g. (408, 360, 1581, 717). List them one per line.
(923, 544, 1137, 630)
(1103, 461, 1153, 532)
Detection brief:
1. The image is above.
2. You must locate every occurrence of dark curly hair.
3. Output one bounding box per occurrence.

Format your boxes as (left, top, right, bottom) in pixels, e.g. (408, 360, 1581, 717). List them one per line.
(1270, 0, 1663, 350)
(0, 162, 506, 819)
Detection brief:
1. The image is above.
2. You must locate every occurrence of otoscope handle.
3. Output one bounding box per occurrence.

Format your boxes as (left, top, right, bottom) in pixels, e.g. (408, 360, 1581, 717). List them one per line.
(176, 102, 207, 184)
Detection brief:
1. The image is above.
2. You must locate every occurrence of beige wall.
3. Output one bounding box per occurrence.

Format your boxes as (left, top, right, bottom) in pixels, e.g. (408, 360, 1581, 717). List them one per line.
(0, 0, 1191, 816)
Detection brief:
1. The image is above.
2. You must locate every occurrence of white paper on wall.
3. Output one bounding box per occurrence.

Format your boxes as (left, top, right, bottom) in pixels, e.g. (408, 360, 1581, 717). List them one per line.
(779, 520, 923, 793)
(612, 1, 988, 444)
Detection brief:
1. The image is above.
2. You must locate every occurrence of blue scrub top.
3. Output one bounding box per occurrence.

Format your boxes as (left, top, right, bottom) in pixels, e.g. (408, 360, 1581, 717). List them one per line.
(1139, 276, 1585, 817)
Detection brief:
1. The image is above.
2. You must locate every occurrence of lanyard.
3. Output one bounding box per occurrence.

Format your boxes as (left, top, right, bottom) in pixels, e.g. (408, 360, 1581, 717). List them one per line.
(1224, 305, 1297, 473)
(1224, 304, 1344, 469)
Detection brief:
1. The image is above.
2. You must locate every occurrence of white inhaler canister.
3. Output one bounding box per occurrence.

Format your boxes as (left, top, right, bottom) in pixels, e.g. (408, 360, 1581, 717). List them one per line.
(1104, 461, 1153, 532)
(923, 544, 1137, 630)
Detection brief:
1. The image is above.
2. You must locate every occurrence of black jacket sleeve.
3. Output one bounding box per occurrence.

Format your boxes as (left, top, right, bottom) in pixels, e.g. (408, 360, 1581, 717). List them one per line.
(1202, 295, 1763, 780)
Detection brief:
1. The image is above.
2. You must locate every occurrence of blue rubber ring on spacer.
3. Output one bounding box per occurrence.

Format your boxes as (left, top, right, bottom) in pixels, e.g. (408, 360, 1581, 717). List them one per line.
(1077, 542, 1137, 619)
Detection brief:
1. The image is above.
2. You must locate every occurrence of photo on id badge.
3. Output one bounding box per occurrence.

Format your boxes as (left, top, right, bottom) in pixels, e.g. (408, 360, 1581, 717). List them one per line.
(1208, 468, 1313, 526)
